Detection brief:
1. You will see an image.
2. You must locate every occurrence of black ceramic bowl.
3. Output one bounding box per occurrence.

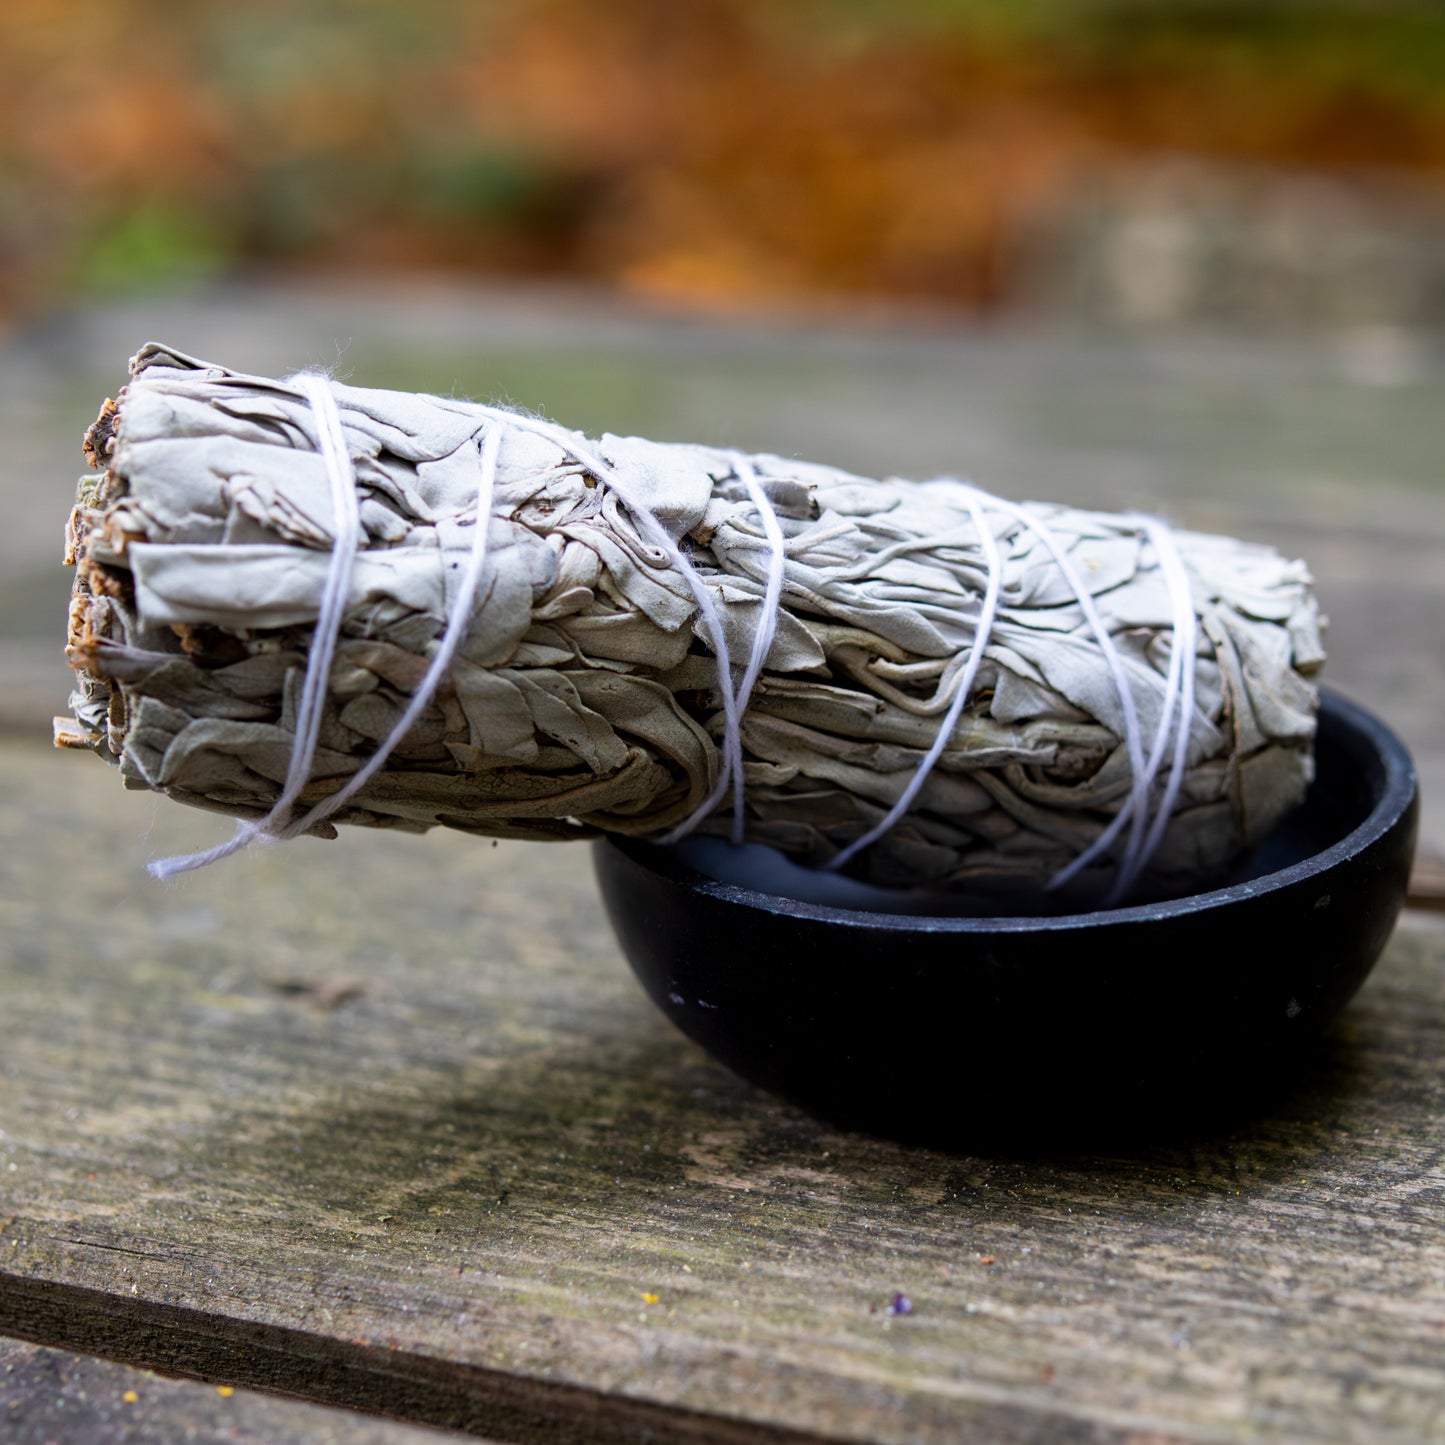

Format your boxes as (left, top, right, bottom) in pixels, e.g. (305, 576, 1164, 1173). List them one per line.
(594, 691, 1418, 1145)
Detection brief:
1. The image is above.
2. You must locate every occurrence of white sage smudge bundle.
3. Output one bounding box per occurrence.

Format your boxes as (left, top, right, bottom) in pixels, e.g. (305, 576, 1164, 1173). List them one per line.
(58, 344, 1323, 908)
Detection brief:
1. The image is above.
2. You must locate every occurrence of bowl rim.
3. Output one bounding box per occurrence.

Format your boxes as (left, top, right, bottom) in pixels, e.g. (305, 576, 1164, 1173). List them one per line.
(605, 688, 1418, 935)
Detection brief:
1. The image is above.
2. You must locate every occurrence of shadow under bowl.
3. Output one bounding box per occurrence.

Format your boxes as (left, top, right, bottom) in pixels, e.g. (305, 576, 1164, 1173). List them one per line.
(593, 691, 1418, 1148)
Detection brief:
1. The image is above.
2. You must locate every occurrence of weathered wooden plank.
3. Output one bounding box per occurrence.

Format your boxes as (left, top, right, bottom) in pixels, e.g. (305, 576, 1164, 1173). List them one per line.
(0, 1334, 479, 1443)
(2, 737, 1443, 1443)
(3, 292, 1444, 1440)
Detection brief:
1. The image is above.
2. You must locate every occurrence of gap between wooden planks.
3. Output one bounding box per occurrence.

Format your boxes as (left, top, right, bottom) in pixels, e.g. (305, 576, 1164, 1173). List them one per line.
(0, 1269, 1132, 1445)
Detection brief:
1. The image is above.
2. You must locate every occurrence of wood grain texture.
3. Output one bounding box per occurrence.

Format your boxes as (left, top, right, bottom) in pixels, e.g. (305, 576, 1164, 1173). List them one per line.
(0, 1334, 477, 1443)
(2, 738, 1443, 1443)
(5, 294, 1445, 1441)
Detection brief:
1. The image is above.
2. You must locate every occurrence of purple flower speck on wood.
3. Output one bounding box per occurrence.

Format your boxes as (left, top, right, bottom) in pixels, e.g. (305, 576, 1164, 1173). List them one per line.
(888, 1292, 912, 1316)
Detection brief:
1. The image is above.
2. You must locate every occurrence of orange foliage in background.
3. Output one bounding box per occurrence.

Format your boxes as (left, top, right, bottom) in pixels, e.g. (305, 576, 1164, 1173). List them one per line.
(1, 0, 1442, 321)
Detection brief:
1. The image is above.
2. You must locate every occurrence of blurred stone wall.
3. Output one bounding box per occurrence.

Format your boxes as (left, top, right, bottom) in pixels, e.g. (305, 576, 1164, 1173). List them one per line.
(1030, 162, 1445, 336)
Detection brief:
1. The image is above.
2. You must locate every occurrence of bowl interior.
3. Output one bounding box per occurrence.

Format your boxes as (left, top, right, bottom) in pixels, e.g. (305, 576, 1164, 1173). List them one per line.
(618, 688, 1413, 927)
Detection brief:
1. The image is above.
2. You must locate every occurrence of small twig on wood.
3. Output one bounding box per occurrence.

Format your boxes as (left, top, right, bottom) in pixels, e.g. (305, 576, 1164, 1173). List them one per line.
(264, 978, 366, 1012)
(1406, 854, 1445, 914)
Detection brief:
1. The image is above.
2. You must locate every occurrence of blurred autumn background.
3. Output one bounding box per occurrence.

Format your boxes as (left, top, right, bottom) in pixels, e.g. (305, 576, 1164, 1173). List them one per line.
(3, 0, 1444, 333)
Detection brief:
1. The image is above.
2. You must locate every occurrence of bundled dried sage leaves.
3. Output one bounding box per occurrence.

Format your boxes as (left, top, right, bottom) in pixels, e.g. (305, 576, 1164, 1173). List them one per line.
(59, 344, 1323, 905)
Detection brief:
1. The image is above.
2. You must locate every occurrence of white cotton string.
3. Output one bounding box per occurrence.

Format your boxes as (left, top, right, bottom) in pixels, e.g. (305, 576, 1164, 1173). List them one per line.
(1124, 518, 1197, 893)
(278, 422, 502, 838)
(149, 372, 362, 879)
(1043, 514, 1197, 902)
(921, 489, 1150, 894)
(723, 453, 788, 841)
(812, 486, 1200, 904)
(658, 451, 788, 844)
(472, 411, 747, 821)
(825, 488, 1003, 872)
(467, 410, 784, 848)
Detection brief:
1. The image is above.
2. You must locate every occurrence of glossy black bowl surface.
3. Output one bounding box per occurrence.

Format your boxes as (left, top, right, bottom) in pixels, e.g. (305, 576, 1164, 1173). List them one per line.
(593, 692, 1418, 1146)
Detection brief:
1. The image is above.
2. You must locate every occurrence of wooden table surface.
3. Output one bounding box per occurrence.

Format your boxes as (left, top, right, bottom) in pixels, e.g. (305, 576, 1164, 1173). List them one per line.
(1, 288, 1442, 1442)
